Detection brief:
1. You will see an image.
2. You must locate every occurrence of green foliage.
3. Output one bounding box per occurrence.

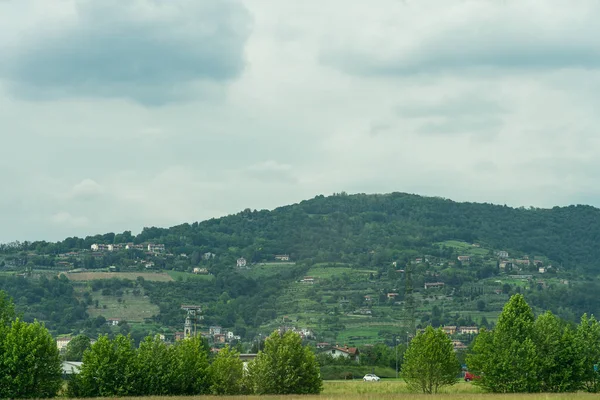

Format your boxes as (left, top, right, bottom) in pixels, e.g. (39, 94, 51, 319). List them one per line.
(247, 330, 323, 395)
(135, 335, 175, 395)
(64, 334, 91, 362)
(0, 290, 16, 323)
(468, 294, 540, 392)
(72, 334, 138, 397)
(576, 314, 600, 392)
(208, 345, 245, 395)
(0, 318, 62, 398)
(170, 336, 211, 395)
(533, 311, 584, 392)
(401, 325, 461, 393)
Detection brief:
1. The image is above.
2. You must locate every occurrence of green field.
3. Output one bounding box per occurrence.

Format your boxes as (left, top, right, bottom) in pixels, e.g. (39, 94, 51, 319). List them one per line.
(436, 240, 490, 256)
(166, 270, 214, 282)
(85, 289, 159, 323)
(243, 262, 297, 278)
(307, 266, 376, 279)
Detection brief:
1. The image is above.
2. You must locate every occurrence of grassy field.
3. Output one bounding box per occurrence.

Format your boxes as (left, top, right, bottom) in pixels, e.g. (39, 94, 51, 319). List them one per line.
(307, 267, 376, 279)
(86, 290, 159, 322)
(61, 271, 174, 282)
(166, 270, 214, 282)
(64, 380, 600, 400)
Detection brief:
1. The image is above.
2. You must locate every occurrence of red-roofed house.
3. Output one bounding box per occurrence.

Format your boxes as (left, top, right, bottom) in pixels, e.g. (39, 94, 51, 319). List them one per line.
(329, 345, 360, 363)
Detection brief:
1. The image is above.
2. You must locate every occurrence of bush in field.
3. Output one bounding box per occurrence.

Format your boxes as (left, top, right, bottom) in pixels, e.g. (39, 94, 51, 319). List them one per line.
(401, 325, 461, 393)
(247, 330, 322, 394)
(170, 336, 211, 395)
(208, 345, 246, 395)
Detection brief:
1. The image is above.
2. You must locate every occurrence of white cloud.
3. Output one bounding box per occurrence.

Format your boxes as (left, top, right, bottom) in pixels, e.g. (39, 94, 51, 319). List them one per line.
(2, 0, 600, 242)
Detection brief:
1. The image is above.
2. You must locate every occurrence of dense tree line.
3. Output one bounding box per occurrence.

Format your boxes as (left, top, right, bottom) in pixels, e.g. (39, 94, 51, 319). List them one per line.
(468, 294, 600, 393)
(0, 291, 62, 398)
(68, 330, 322, 397)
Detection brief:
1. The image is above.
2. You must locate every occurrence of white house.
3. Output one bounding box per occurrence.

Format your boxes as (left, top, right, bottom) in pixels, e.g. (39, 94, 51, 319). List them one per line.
(107, 318, 121, 326)
(90, 244, 108, 251)
(148, 243, 165, 253)
(209, 326, 222, 335)
(328, 345, 360, 363)
(203, 252, 216, 260)
(236, 258, 247, 268)
(56, 337, 72, 351)
(275, 254, 290, 261)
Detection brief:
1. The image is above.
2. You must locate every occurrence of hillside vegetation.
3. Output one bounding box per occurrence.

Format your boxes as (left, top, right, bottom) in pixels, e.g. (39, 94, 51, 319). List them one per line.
(1, 192, 600, 346)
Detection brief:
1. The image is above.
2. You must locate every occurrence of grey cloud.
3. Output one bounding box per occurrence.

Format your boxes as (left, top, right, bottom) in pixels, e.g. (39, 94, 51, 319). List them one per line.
(321, 2, 600, 76)
(1, 0, 251, 105)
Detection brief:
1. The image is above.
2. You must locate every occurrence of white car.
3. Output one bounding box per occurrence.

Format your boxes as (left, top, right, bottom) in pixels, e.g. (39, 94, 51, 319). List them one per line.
(363, 374, 380, 382)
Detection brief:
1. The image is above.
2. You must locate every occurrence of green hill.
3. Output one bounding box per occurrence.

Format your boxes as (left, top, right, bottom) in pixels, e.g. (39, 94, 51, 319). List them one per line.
(1, 192, 600, 344)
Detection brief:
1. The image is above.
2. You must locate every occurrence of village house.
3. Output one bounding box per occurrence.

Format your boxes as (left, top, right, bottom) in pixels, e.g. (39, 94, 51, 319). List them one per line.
(203, 252, 216, 260)
(452, 340, 467, 351)
(538, 267, 546, 274)
(459, 326, 479, 335)
(364, 295, 373, 302)
(148, 243, 165, 253)
(457, 256, 471, 262)
(209, 326, 222, 335)
(329, 345, 360, 363)
(514, 258, 531, 266)
(214, 334, 226, 344)
(274, 254, 290, 261)
(387, 292, 399, 299)
(174, 332, 186, 341)
(424, 282, 445, 289)
(106, 318, 121, 326)
(300, 276, 315, 284)
(56, 337, 72, 352)
(497, 251, 509, 259)
(144, 262, 155, 269)
(236, 257, 247, 268)
(125, 243, 145, 251)
(193, 267, 209, 274)
(443, 326, 457, 335)
(316, 342, 330, 349)
(90, 244, 109, 251)
(107, 244, 123, 252)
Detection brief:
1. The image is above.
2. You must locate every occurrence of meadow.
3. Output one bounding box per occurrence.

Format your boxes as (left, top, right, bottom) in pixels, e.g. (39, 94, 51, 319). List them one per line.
(61, 271, 174, 282)
(64, 380, 599, 400)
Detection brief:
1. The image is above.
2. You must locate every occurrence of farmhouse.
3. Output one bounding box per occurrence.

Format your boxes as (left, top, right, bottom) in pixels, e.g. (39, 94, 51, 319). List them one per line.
(106, 318, 121, 326)
(424, 282, 445, 290)
(457, 256, 471, 262)
(275, 254, 290, 261)
(443, 326, 457, 335)
(459, 326, 479, 335)
(236, 258, 247, 268)
(329, 345, 360, 363)
(56, 337, 72, 352)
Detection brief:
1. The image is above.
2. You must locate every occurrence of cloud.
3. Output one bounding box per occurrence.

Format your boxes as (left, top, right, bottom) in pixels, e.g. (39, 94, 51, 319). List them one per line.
(320, 0, 600, 76)
(50, 211, 89, 227)
(0, 0, 251, 105)
(68, 179, 104, 200)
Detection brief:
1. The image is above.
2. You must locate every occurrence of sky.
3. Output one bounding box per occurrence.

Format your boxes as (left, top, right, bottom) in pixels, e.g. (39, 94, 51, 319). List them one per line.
(2, 0, 600, 242)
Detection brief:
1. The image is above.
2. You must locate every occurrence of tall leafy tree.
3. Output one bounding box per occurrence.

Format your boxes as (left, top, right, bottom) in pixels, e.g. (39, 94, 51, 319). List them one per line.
(208, 344, 246, 395)
(468, 294, 540, 392)
(0, 318, 62, 398)
(533, 311, 583, 392)
(72, 334, 138, 397)
(247, 330, 322, 395)
(401, 325, 461, 394)
(64, 334, 92, 362)
(0, 290, 15, 323)
(171, 336, 211, 395)
(576, 314, 600, 392)
(136, 335, 175, 395)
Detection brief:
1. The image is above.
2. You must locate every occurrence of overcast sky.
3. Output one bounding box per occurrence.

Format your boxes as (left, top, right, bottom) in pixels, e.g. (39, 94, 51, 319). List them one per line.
(1, 0, 600, 242)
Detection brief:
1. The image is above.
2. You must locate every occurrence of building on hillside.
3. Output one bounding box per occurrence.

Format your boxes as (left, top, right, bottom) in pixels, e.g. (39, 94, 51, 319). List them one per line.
(452, 340, 467, 351)
(214, 333, 226, 344)
(328, 345, 360, 363)
(107, 244, 123, 252)
(125, 243, 145, 251)
(459, 326, 479, 335)
(90, 244, 108, 251)
(457, 256, 471, 262)
(240, 353, 258, 371)
(203, 252, 216, 260)
(316, 342, 330, 349)
(300, 276, 315, 284)
(424, 282, 445, 290)
(62, 361, 83, 376)
(538, 267, 546, 274)
(387, 292, 399, 299)
(174, 331, 185, 341)
(193, 267, 209, 274)
(443, 326, 457, 335)
(275, 254, 290, 261)
(236, 257, 247, 268)
(106, 318, 121, 326)
(209, 326, 222, 335)
(56, 337, 72, 352)
(514, 258, 530, 265)
(148, 243, 165, 253)
(496, 251, 509, 258)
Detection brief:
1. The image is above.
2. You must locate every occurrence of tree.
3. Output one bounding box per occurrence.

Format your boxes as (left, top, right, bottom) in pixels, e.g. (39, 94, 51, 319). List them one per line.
(576, 314, 600, 392)
(136, 335, 175, 395)
(64, 334, 92, 361)
(468, 294, 540, 392)
(533, 311, 584, 392)
(71, 334, 138, 397)
(0, 318, 63, 398)
(247, 330, 322, 395)
(170, 336, 211, 395)
(0, 290, 16, 323)
(401, 325, 461, 394)
(208, 345, 245, 395)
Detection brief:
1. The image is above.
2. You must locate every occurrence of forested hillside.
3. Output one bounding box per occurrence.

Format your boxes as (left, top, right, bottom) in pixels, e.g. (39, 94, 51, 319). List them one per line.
(1, 192, 600, 345)
(8, 192, 600, 271)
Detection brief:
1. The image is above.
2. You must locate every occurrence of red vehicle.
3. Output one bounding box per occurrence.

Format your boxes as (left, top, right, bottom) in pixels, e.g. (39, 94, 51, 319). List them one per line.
(464, 371, 480, 382)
